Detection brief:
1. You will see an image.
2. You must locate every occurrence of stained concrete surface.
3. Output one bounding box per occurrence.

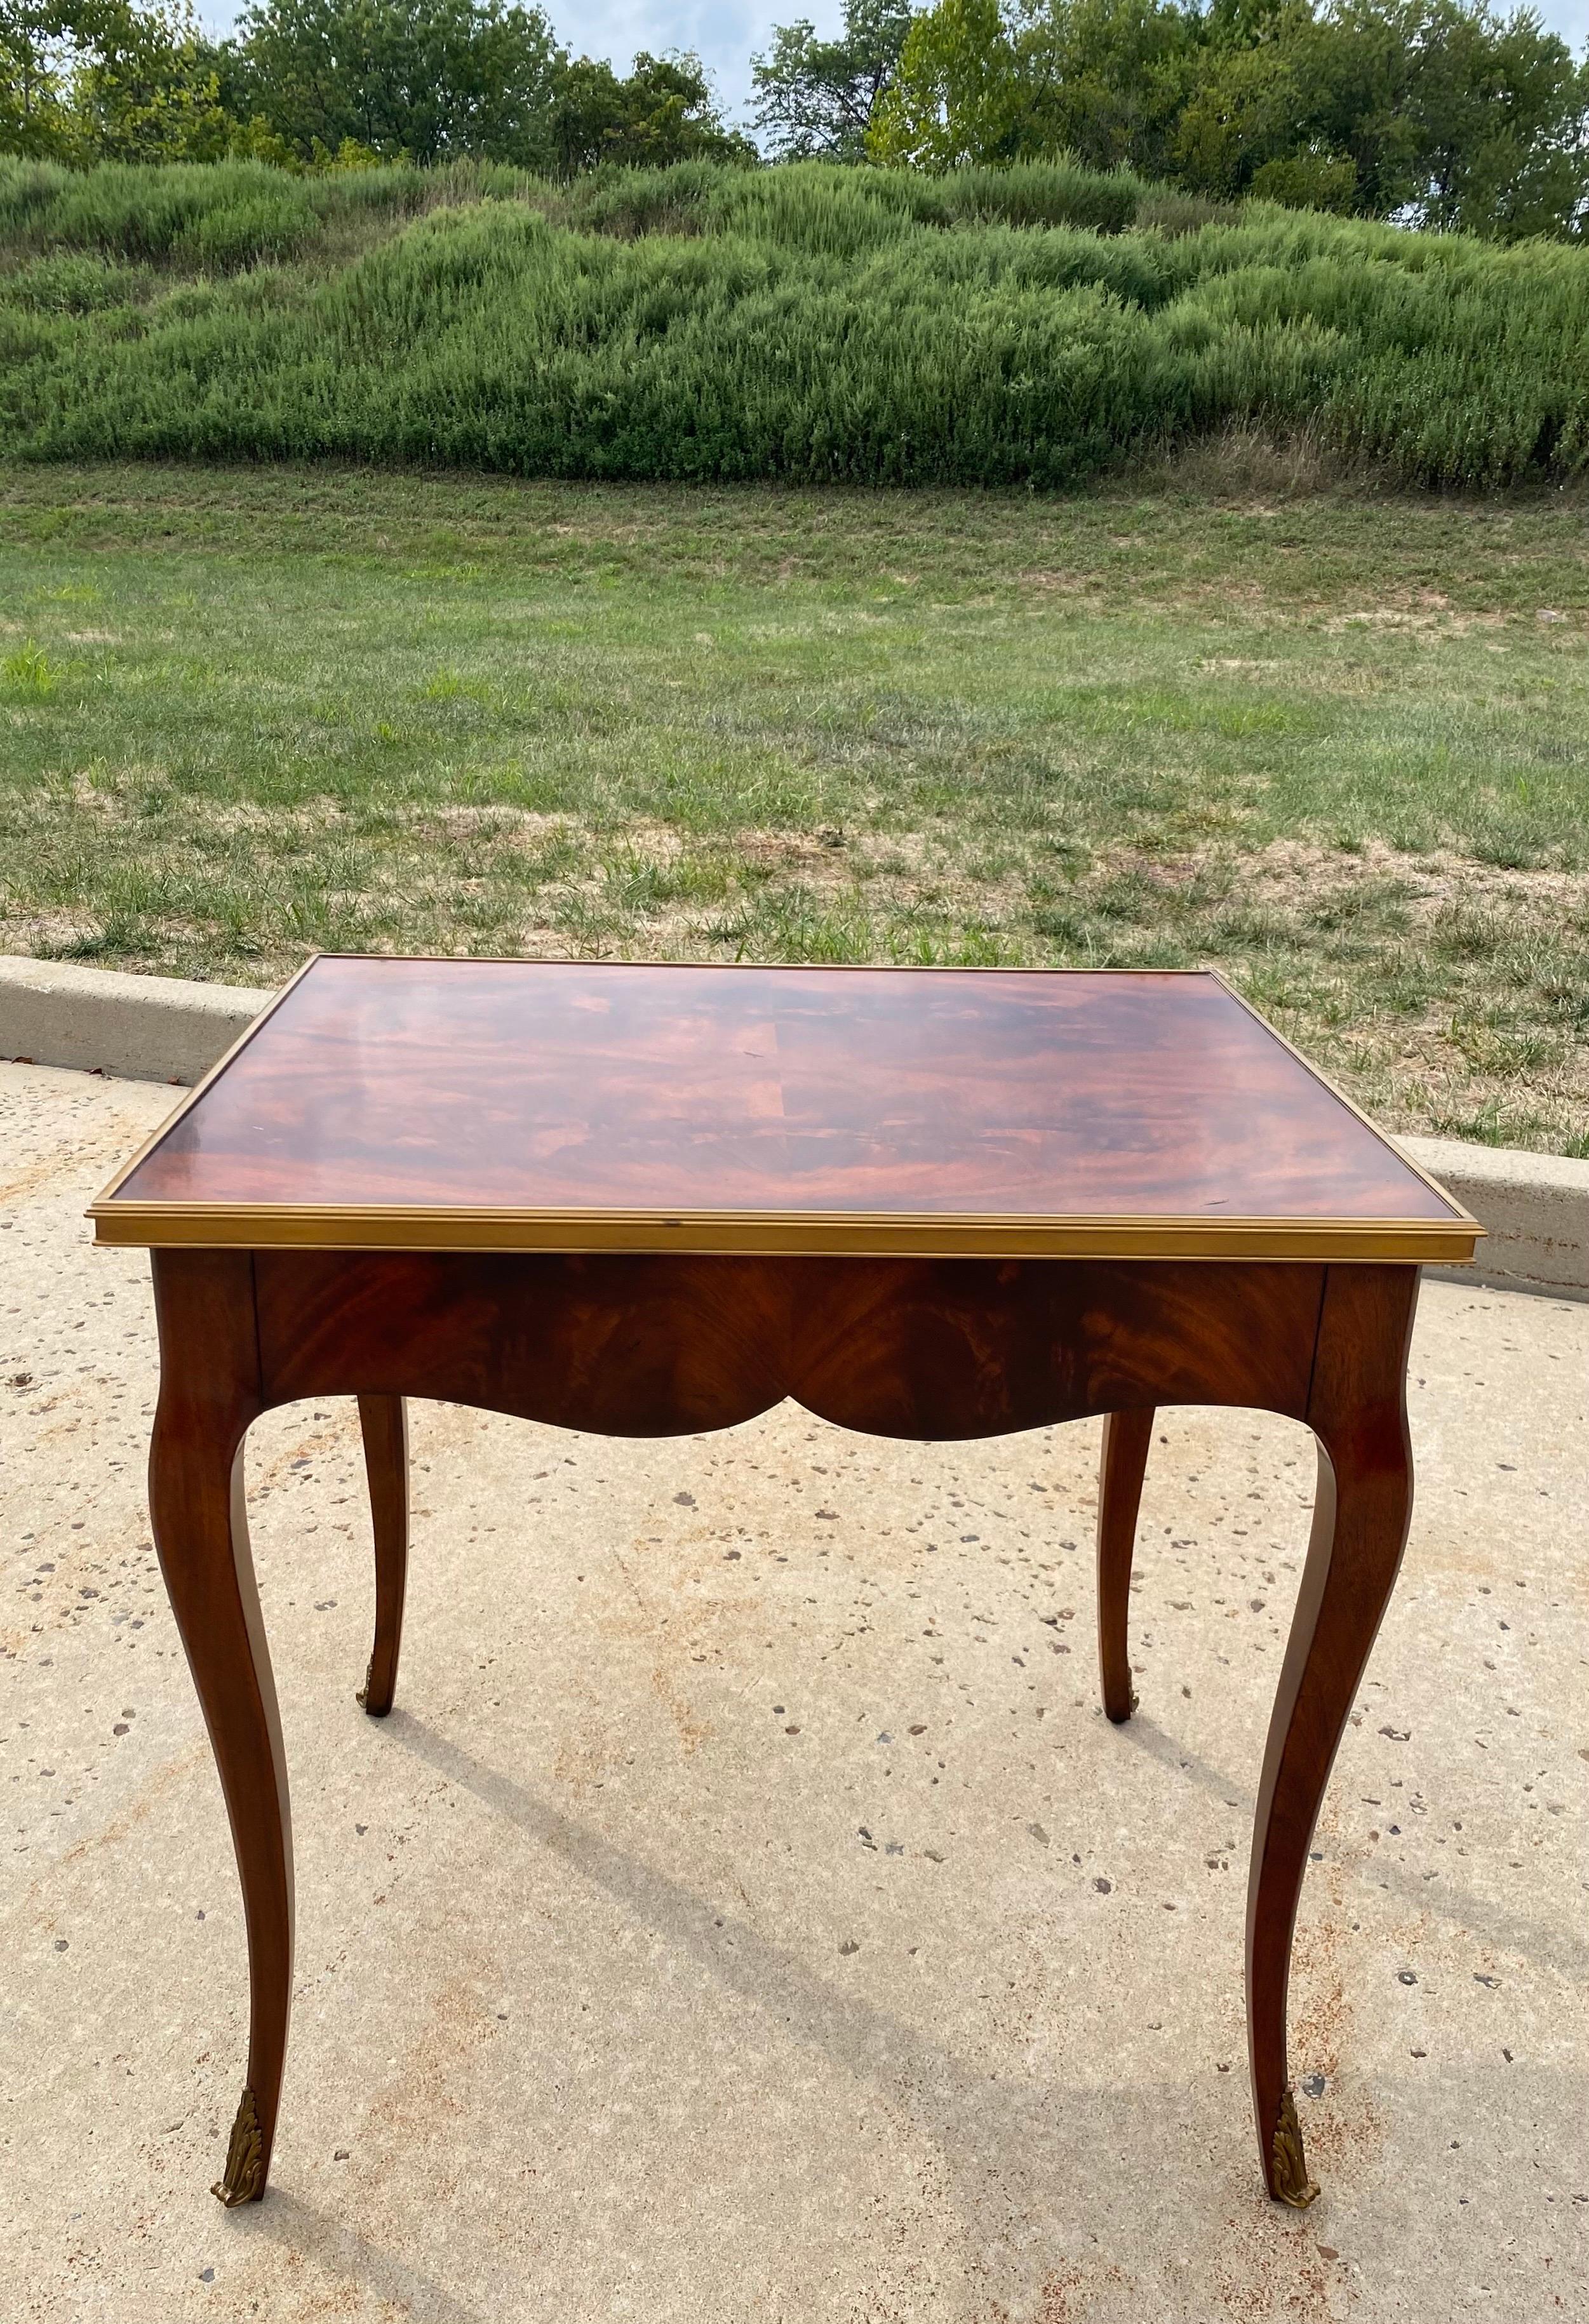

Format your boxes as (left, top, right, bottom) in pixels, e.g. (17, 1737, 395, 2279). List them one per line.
(1, 1056, 1586, 2324)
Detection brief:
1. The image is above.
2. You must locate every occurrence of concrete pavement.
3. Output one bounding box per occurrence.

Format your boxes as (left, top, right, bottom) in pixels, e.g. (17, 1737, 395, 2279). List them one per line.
(2, 1058, 1586, 2323)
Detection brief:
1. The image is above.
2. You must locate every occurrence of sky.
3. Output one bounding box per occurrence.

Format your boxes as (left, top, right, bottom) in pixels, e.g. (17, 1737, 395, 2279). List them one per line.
(197, 0, 1589, 130)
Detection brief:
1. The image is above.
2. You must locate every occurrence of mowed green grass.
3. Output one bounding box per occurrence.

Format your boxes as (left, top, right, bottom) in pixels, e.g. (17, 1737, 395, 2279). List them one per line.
(2, 461, 1587, 1150)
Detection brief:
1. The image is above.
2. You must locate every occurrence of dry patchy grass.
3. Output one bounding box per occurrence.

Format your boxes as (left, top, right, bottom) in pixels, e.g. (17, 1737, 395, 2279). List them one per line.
(2, 464, 1586, 1151)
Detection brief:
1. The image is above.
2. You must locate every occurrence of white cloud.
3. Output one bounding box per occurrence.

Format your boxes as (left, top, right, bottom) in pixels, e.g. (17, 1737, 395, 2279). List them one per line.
(544, 0, 840, 114)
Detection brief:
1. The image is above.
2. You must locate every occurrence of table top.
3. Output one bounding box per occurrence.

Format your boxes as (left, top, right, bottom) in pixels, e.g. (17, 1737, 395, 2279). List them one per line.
(90, 957, 1478, 1262)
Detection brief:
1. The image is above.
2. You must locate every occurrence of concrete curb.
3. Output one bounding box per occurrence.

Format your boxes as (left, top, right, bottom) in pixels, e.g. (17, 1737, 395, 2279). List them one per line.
(0, 954, 271, 1089)
(1395, 1134, 1589, 1304)
(3, 956, 1586, 1300)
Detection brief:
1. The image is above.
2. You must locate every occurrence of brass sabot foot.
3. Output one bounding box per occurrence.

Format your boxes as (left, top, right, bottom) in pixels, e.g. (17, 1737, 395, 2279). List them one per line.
(1270, 2085, 1320, 2209)
(356, 1653, 388, 1716)
(212, 2085, 266, 2207)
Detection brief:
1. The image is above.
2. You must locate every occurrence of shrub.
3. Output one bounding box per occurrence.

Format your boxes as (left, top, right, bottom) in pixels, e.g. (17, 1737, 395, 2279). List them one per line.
(4, 155, 1589, 490)
(175, 189, 319, 272)
(0, 253, 142, 311)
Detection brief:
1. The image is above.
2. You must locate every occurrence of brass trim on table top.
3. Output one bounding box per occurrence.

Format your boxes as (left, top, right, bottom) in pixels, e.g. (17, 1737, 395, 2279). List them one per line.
(89, 1199, 1480, 1262)
(89, 952, 318, 1208)
(87, 954, 1482, 1263)
(1205, 968, 1476, 1229)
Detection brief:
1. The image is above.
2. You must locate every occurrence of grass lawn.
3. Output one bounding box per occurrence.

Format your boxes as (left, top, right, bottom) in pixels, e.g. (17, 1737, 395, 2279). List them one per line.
(1, 460, 1586, 1151)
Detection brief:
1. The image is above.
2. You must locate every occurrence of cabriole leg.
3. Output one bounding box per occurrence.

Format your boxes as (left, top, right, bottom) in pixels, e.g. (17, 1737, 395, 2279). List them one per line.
(356, 1394, 409, 1717)
(149, 1251, 292, 2206)
(1246, 1265, 1418, 2207)
(1096, 1406, 1154, 1723)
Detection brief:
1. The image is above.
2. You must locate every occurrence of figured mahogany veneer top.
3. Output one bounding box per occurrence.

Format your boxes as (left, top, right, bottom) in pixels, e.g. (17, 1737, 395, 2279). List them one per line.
(91, 958, 1477, 1259)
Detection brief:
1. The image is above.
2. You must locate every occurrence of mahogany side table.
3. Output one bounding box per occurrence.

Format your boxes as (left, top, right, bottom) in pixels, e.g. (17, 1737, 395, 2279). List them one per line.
(91, 958, 1478, 2214)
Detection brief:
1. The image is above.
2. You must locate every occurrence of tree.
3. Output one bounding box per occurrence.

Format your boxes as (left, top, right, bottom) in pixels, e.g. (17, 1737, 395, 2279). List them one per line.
(867, 0, 1589, 240)
(0, 0, 244, 160)
(1329, 0, 1589, 237)
(229, 0, 565, 163)
(544, 50, 753, 175)
(866, 0, 1022, 167)
(750, 0, 913, 160)
(1014, 0, 1203, 179)
(72, 1, 246, 159)
(1171, 1, 1328, 198)
(1174, 0, 1589, 234)
(1, 0, 78, 156)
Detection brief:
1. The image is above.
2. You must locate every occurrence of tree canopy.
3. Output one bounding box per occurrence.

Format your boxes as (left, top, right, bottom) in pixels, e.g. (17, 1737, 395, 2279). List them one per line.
(0, 0, 746, 170)
(868, 0, 1589, 237)
(227, 0, 563, 165)
(544, 51, 754, 174)
(750, 0, 914, 159)
(2, 0, 1587, 241)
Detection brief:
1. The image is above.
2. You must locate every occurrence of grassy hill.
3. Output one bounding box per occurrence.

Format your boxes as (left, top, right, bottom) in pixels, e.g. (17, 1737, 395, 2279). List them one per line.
(2, 155, 1587, 490)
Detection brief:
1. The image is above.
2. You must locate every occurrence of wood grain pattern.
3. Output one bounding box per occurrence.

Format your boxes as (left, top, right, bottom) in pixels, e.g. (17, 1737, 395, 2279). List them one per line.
(140, 1240, 1419, 2217)
(253, 1252, 1322, 1434)
(97, 961, 1467, 1250)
